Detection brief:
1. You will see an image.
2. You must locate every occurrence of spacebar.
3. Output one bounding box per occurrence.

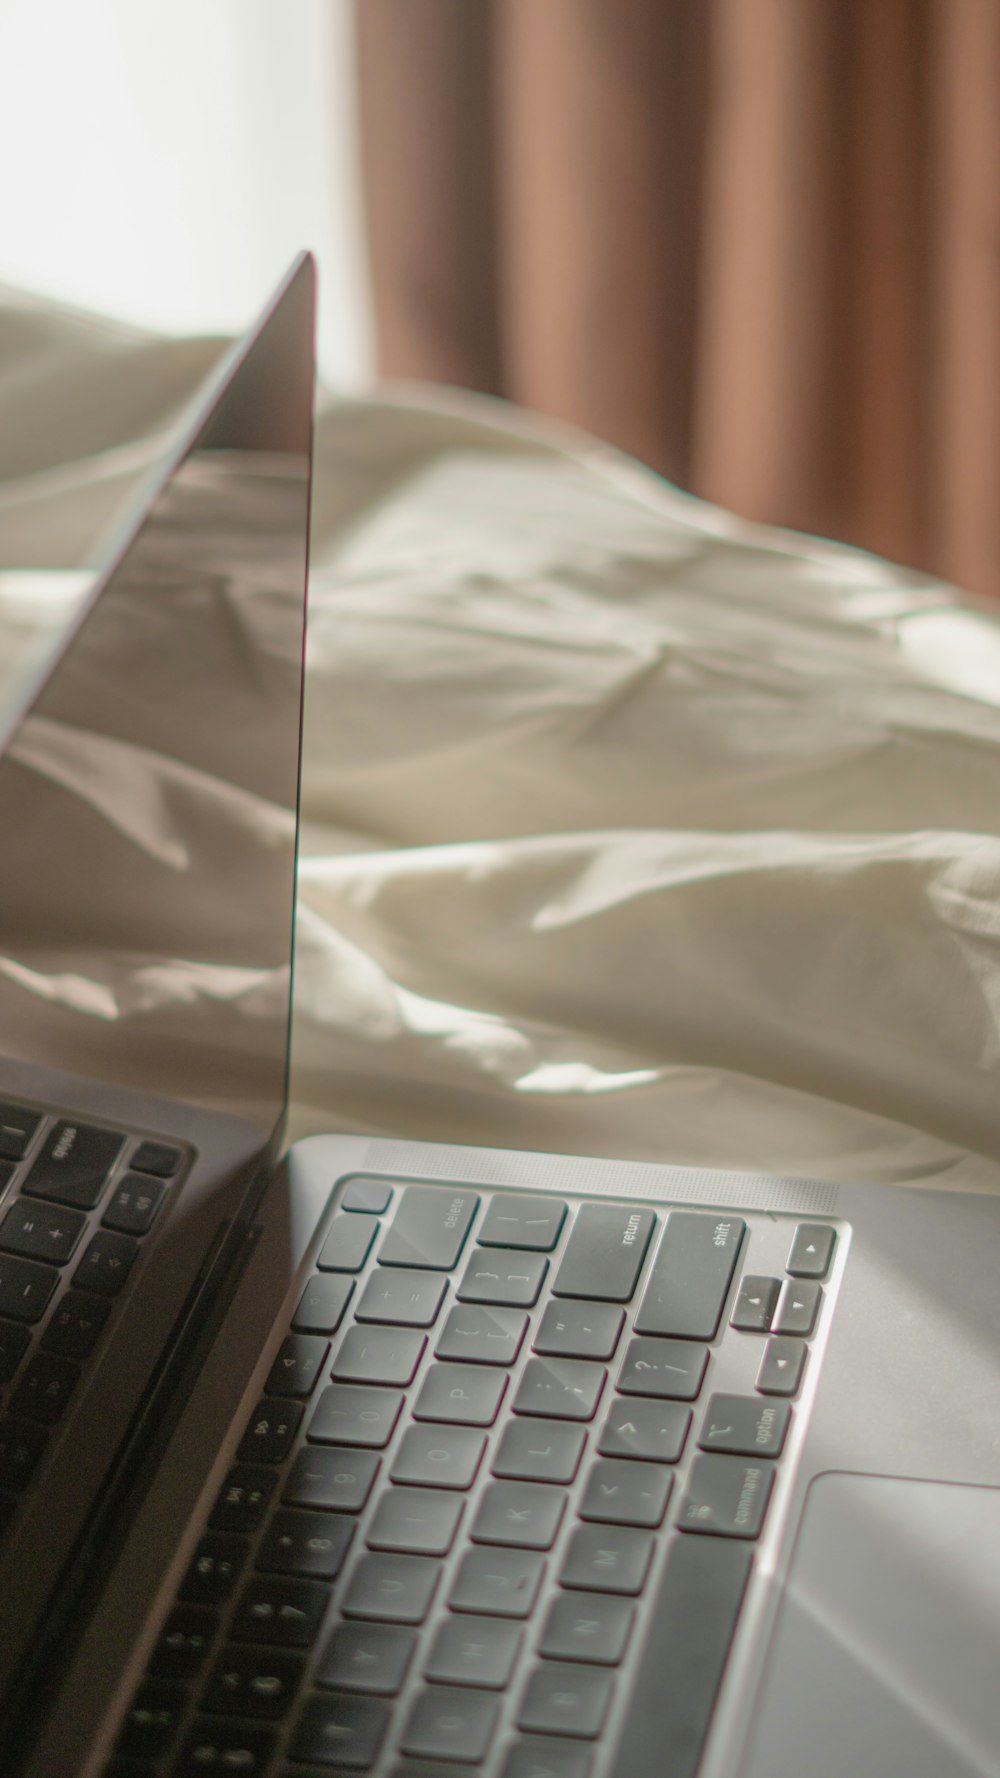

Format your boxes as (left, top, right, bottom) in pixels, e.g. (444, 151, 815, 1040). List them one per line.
(608, 1534, 752, 1778)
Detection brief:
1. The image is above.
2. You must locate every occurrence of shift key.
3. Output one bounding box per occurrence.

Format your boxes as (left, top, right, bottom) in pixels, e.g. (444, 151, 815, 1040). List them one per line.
(635, 1213, 744, 1340)
(378, 1186, 479, 1270)
(553, 1204, 655, 1302)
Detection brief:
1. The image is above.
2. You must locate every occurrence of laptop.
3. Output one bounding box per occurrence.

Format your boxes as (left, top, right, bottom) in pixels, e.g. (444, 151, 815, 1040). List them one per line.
(1, 255, 999, 1778)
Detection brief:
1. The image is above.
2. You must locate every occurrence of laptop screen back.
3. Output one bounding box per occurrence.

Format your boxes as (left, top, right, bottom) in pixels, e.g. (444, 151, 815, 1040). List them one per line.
(0, 257, 314, 1138)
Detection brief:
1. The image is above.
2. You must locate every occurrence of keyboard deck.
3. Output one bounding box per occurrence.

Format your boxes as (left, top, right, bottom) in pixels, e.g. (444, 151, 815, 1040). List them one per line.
(107, 1173, 840, 1778)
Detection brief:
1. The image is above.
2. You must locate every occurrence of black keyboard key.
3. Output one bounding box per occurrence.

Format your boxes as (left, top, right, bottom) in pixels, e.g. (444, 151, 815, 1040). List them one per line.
(617, 1337, 708, 1401)
(787, 1222, 836, 1278)
(730, 1274, 781, 1333)
(367, 1486, 465, 1555)
(40, 1289, 110, 1358)
(539, 1592, 634, 1666)
(402, 1685, 498, 1763)
(341, 1177, 394, 1214)
(635, 1212, 744, 1339)
(230, 1575, 327, 1647)
(355, 1267, 448, 1326)
(332, 1326, 426, 1387)
(773, 1279, 822, 1336)
(492, 1418, 586, 1484)
(579, 1459, 672, 1528)
(414, 1361, 507, 1426)
(699, 1393, 791, 1458)
(10, 1351, 80, 1425)
(101, 1175, 166, 1235)
(458, 1250, 548, 1307)
(606, 1536, 752, 1778)
(150, 1604, 219, 1679)
(179, 1533, 249, 1605)
(0, 1318, 31, 1383)
(436, 1304, 528, 1366)
(317, 1212, 378, 1272)
(553, 1205, 654, 1303)
(202, 1646, 304, 1718)
(237, 1398, 303, 1464)
(513, 1357, 605, 1420)
(756, 1336, 807, 1396)
(115, 1678, 186, 1760)
(518, 1664, 614, 1740)
(266, 1334, 330, 1398)
(502, 1741, 593, 1778)
(390, 1424, 486, 1490)
(209, 1464, 277, 1533)
(175, 1720, 276, 1777)
(679, 1453, 775, 1538)
(379, 1185, 480, 1271)
(598, 1397, 690, 1463)
(292, 1272, 354, 1335)
(472, 1480, 565, 1549)
(291, 1693, 390, 1768)
(73, 1229, 137, 1296)
(23, 1120, 123, 1209)
(343, 1552, 440, 1624)
(559, 1525, 653, 1595)
(0, 1103, 41, 1161)
(130, 1141, 182, 1177)
(0, 1198, 86, 1264)
(257, 1508, 354, 1580)
(0, 1417, 48, 1490)
(424, 1615, 521, 1688)
(449, 1547, 546, 1618)
(478, 1193, 567, 1251)
(533, 1300, 624, 1361)
(284, 1445, 380, 1513)
(309, 1384, 403, 1447)
(0, 1253, 59, 1323)
(318, 1621, 415, 1694)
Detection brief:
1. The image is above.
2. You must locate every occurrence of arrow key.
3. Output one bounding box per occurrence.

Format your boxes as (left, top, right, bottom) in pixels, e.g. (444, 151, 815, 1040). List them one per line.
(730, 1275, 781, 1333)
(787, 1223, 835, 1279)
(756, 1336, 807, 1396)
(773, 1279, 822, 1337)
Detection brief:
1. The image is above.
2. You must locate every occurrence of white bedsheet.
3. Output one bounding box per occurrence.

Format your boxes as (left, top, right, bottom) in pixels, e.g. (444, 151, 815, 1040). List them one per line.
(2, 291, 999, 1194)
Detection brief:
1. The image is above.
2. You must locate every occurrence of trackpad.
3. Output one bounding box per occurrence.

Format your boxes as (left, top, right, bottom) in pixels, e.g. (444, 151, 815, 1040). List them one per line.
(740, 1473, 1000, 1778)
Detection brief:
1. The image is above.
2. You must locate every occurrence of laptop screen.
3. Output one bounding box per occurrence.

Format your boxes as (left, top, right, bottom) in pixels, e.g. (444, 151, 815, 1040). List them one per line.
(0, 258, 314, 1139)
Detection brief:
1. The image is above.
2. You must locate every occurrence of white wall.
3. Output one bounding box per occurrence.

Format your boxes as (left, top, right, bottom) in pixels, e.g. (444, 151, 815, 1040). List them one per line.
(0, 0, 373, 386)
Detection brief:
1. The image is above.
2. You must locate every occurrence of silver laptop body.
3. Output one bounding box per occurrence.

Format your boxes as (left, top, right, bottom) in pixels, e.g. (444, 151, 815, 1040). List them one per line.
(1, 258, 998, 1778)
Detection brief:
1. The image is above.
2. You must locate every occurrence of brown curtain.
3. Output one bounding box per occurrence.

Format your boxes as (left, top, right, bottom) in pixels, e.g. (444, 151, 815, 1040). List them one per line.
(355, 0, 1000, 603)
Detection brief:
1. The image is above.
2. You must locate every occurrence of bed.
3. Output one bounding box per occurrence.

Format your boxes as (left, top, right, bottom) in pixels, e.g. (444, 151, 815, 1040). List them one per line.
(2, 287, 998, 1197)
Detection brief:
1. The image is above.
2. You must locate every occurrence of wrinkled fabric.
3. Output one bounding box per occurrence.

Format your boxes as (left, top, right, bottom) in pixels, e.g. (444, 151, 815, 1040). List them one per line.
(1, 291, 999, 1194)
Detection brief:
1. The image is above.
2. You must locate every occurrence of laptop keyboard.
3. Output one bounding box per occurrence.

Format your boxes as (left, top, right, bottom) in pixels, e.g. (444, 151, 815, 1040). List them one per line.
(0, 1099, 184, 1531)
(107, 1175, 837, 1778)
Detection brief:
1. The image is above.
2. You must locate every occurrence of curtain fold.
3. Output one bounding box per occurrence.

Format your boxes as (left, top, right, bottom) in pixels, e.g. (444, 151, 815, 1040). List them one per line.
(355, 0, 999, 601)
